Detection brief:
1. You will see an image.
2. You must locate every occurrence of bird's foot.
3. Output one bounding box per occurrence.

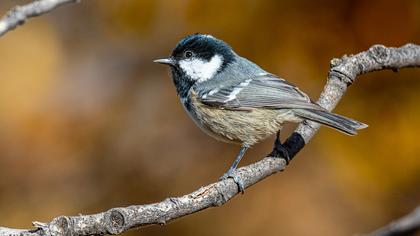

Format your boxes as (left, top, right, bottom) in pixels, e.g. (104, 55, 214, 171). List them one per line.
(219, 170, 245, 194)
(268, 138, 290, 165)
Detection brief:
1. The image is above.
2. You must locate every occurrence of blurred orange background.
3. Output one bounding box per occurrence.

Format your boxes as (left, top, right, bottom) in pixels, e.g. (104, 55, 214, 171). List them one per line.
(0, 0, 419, 235)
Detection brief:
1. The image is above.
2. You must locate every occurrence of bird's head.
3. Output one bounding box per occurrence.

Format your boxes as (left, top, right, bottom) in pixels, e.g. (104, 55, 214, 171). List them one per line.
(154, 34, 235, 83)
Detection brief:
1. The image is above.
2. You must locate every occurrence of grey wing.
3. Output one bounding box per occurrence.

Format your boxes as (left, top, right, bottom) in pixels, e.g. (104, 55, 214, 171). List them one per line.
(198, 73, 323, 111)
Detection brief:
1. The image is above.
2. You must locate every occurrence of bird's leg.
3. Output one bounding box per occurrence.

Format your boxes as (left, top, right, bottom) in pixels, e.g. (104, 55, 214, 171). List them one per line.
(268, 130, 290, 164)
(219, 145, 248, 193)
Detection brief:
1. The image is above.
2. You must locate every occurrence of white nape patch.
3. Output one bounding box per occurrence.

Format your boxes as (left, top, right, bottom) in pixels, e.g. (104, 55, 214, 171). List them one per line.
(179, 54, 223, 82)
(224, 79, 252, 102)
(204, 34, 215, 39)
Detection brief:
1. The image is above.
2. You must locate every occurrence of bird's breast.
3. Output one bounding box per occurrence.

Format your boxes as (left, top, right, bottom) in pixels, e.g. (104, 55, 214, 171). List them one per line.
(180, 94, 237, 144)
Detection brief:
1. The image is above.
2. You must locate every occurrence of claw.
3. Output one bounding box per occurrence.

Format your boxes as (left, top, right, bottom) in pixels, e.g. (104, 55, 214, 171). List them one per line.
(268, 131, 290, 165)
(219, 171, 245, 194)
(268, 145, 290, 164)
(219, 146, 248, 194)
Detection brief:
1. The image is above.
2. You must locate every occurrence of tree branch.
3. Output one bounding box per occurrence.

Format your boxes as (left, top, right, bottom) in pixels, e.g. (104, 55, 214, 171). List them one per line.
(363, 206, 420, 236)
(0, 43, 417, 235)
(0, 3, 419, 232)
(0, 0, 79, 37)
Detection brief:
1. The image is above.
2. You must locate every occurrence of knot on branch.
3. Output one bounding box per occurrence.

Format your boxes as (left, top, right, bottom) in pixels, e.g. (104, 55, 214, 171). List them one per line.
(49, 216, 72, 236)
(404, 43, 418, 50)
(7, 7, 26, 26)
(369, 44, 391, 65)
(329, 57, 343, 68)
(105, 209, 126, 235)
(329, 55, 355, 85)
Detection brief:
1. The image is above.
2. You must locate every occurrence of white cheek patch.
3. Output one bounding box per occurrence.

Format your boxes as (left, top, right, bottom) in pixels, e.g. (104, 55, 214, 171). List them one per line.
(179, 54, 223, 82)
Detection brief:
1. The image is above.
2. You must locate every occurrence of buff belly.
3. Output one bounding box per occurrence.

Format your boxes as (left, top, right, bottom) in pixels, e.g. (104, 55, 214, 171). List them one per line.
(185, 92, 301, 146)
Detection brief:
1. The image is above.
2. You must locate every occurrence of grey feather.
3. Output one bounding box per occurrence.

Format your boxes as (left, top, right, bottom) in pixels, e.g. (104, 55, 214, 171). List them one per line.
(293, 109, 368, 135)
(196, 56, 322, 110)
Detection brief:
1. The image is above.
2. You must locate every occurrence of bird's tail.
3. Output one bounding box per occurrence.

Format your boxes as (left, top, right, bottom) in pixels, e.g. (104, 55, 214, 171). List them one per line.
(293, 109, 368, 135)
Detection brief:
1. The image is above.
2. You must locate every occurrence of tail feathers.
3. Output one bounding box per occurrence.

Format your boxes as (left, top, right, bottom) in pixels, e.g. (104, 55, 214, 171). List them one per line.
(293, 109, 368, 136)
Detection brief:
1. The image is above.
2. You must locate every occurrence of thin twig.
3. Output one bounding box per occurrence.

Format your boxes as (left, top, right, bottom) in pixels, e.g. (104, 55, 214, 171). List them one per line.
(363, 206, 420, 236)
(0, 42, 417, 235)
(0, 0, 79, 37)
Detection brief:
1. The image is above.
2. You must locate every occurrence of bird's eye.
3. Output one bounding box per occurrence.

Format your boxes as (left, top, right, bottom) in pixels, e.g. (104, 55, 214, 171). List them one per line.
(184, 51, 193, 58)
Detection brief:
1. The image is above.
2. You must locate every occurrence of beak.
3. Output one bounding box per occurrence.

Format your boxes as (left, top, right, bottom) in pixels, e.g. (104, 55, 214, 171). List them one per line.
(153, 57, 175, 66)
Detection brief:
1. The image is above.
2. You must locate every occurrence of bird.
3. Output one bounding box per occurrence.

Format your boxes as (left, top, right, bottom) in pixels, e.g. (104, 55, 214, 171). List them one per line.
(154, 34, 367, 192)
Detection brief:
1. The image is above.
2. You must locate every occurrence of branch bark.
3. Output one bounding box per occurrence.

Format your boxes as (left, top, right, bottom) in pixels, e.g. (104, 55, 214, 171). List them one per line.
(0, 43, 417, 236)
(0, 3, 419, 234)
(0, 0, 79, 37)
(363, 206, 420, 236)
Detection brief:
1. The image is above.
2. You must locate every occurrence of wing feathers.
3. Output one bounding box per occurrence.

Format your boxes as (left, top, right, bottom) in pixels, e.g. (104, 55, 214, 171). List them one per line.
(198, 74, 321, 110)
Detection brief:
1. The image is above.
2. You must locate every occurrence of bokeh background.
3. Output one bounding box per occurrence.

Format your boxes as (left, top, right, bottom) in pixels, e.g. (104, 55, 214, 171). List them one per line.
(0, 0, 419, 235)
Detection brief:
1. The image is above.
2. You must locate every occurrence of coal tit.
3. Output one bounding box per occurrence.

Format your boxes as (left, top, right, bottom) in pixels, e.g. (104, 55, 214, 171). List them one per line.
(154, 34, 367, 192)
